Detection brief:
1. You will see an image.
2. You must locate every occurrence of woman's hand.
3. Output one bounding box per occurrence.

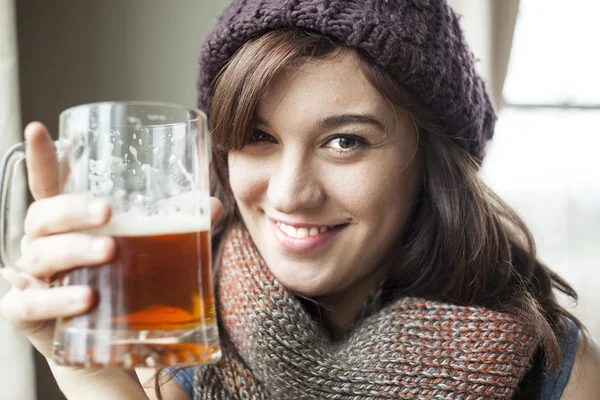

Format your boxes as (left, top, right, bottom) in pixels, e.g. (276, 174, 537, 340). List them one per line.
(0, 122, 111, 359)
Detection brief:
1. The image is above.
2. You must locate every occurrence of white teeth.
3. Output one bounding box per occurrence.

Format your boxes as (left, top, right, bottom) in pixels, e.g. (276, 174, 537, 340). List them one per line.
(297, 228, 309, 238)
(275, 222, 332, 238)
(286, 225, 297, 237)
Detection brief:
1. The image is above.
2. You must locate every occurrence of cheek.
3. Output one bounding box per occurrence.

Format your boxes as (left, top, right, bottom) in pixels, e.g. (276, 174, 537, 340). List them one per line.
(325, 157, 413, 218)
(228, 152, 269, 205)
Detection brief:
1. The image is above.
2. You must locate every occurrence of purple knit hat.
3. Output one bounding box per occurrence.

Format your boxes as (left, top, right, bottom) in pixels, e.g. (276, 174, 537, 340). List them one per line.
(197, 0, 497, 162)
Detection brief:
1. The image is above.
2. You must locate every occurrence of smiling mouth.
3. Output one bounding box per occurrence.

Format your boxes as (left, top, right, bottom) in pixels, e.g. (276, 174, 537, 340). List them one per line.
(274, 221, 344, 239)
(269, 218, 349, 253)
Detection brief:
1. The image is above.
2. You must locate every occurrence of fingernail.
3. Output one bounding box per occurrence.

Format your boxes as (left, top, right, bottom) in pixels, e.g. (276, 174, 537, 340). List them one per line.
(91, 237, 111, 254)
(87, 200, 107, 223)
(69, 287, 90, 304)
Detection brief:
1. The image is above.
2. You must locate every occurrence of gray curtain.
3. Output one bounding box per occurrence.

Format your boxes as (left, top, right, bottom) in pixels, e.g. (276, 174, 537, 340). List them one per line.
(491, 0, 520, 109)
(0, 0, 35, 398)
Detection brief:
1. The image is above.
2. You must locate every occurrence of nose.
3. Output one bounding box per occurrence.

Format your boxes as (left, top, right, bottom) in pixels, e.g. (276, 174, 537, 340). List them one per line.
(267, 152, 324, 214)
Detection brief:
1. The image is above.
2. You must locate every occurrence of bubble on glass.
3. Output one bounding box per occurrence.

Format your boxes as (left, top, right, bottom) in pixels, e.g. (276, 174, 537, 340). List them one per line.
(127, 116, 142, 128)
(147, 113, 167, 121)
(129, 146, 139, 163)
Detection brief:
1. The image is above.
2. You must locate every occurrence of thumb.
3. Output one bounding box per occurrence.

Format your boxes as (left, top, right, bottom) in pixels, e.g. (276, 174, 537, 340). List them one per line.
(24, 122, 60, 200)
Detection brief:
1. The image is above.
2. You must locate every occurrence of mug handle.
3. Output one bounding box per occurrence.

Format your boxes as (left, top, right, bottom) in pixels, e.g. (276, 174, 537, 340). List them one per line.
(0, 142, 26, 268)
(0, 140, 66, 269)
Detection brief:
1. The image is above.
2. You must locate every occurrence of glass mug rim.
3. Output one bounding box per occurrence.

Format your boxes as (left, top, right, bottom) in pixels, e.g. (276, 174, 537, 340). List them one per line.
(59, 100, 207, 130)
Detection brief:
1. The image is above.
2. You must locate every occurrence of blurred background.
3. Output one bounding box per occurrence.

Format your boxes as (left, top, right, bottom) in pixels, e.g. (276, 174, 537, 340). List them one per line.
(0, 0, 598, 399)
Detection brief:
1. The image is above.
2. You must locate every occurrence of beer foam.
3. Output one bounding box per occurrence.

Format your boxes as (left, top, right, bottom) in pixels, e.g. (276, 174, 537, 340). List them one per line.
(89, 213, 210, 236)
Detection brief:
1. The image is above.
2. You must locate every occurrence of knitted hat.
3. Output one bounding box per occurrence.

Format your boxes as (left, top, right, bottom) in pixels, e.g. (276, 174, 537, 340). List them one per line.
(197, 0, 497, 162)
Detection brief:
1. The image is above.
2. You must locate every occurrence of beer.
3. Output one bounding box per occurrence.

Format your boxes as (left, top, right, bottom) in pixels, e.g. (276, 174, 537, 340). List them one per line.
(52, 214, 220, 368)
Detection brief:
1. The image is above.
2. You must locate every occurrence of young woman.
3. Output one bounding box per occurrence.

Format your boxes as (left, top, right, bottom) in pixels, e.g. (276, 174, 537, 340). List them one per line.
(2, 1, 599, 399)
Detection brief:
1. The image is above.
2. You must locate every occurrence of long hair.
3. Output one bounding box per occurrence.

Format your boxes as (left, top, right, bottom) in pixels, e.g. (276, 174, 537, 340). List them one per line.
(193, 28, 581, 398)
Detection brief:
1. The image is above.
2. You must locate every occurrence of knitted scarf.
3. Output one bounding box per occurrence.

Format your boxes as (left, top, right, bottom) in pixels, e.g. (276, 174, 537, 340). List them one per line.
(193, 226, 538, 399)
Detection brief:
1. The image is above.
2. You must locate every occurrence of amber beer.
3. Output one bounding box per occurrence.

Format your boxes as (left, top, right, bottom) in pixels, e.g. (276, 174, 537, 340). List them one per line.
(53, 216, 220, 368)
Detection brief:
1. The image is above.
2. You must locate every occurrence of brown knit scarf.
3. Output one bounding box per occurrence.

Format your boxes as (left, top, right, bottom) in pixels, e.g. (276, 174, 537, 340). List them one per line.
(193, 226, 538, 399)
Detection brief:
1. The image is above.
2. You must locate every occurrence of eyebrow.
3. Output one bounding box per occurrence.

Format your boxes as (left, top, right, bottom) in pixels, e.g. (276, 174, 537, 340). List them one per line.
(255, 113, 386, 132)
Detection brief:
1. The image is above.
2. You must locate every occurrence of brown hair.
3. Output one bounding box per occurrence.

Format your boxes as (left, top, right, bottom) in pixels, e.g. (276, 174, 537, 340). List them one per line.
(158, 28, 581, 398)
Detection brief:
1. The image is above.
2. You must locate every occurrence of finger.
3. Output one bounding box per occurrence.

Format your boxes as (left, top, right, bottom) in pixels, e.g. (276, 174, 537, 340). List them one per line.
(0, 285, 94, 326)
(17, 233, 115, 280)
(0, 268, 31, 290)
(24, 122, 60, 200)
(1, 268, 49, 290)
(24, 194, 111, 239)
(209, 197, 223, 226)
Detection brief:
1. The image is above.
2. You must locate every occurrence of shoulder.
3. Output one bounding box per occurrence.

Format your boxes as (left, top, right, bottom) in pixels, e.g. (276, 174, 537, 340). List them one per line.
(135, 368, 192, 400)
(560, 332, 600, 399)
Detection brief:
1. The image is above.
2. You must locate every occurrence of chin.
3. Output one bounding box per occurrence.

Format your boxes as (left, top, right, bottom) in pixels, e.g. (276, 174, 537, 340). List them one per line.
(264, 260, 337, 298)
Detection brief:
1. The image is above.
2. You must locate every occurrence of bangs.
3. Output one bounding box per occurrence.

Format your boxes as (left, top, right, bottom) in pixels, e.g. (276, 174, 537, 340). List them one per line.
(208, 28, 341, 154)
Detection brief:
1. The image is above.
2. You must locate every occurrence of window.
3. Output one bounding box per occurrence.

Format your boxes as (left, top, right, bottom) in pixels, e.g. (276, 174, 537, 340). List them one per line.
(481, 0, 600, 336)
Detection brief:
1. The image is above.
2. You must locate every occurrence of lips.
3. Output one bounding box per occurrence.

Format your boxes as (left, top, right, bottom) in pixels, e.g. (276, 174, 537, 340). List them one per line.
(269, 218, 347, 253)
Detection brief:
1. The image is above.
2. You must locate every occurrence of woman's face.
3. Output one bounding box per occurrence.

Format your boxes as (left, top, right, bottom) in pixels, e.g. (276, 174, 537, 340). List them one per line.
(228, 51, 422, 298)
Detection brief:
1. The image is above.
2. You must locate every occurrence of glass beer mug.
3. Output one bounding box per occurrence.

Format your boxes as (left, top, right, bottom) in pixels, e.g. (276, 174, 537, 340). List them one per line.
(0, 101, 221, 368)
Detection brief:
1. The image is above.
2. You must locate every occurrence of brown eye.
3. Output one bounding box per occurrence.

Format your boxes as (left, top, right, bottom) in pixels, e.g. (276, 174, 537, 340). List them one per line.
(328, 136, 362, 151)
(250, 129, 276, 143)
(337, 137, 356, 149)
